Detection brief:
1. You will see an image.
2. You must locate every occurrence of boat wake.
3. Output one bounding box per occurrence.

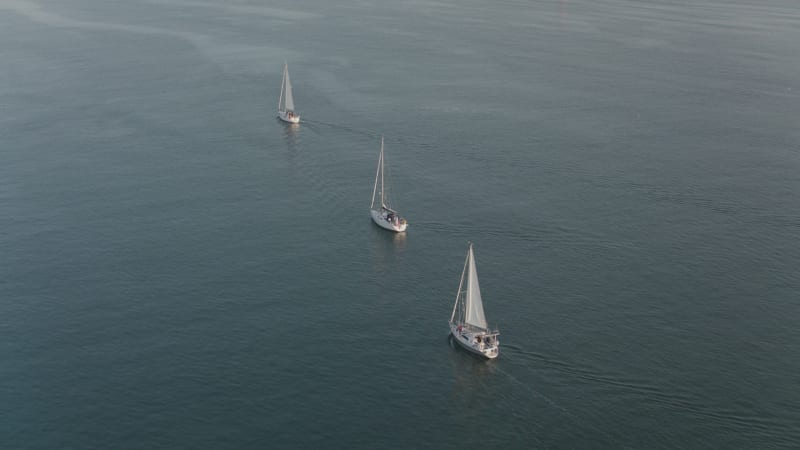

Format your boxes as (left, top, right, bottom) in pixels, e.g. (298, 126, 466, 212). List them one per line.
(413, 220, 634, 255)
(298, 119, 380, 140)
(499, 343, 797, 443)
(494, 345, 620, 443)
(277, 122, 352, 215)
(300, 119, 439, 156)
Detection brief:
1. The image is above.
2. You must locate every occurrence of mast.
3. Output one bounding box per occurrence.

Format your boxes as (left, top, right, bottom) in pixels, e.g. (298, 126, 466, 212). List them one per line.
(371, 137, 382, 209)
(278, 63, 286, 112)
(380, 137, 385, 208)
(451, 243, 471, 324)
(464, 243, 473, 324)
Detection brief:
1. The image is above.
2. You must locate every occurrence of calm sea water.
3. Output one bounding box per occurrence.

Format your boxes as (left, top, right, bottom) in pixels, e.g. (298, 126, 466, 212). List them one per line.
(2, 0, 799, 447)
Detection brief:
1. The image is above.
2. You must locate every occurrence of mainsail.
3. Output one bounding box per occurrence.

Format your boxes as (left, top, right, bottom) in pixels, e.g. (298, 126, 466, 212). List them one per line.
(371, 137, 386, 210)
(465, 246, 488, 329)
(283, 65, 295, 112)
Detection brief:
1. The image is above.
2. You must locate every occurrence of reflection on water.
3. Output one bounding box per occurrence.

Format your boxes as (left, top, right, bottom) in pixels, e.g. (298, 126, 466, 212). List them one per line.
(447, 334, 496, 368)
(446, 334, 499, 416)
(367, 222, 408, 277)
(369, 221, 407, 250)
(280, 119, 301, 173)
(281, 119, 301, 150)
(388, 228, 407, 249)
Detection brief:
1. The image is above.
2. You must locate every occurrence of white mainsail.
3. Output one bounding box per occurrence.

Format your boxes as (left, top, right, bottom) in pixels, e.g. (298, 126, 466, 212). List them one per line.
(465, 245, 488, 329)
(283, 64, 295, 112)
(278, 63, 296, 113)
(371, 137, 386, 210)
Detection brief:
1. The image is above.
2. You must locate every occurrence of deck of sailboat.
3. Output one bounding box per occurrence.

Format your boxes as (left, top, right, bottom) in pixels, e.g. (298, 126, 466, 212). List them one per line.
(450, 324, 500, 359)
(460, 324, 498, 336)
(370, 208, 407, 232)
(278, 111, 300, 124)
(450, 322, 498, 338)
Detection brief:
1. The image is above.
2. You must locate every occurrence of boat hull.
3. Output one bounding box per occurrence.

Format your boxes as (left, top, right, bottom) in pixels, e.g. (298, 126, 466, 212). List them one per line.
(370, 208, 407, 232)
(278, 111, 300, 124)
(449, 323, 499, 359)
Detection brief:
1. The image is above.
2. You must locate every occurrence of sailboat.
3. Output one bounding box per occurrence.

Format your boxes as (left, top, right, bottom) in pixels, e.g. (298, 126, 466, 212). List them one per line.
(370, 137, 408, 232)
(277, 62, 300, 124)
(449, 243, 499, 359)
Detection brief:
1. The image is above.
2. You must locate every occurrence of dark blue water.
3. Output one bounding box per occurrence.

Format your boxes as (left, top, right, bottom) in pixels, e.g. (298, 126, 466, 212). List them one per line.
(2, 0, 799, 447)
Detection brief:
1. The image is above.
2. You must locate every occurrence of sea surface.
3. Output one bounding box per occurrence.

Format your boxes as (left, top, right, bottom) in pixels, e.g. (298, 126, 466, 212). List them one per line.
(2, 0, 799, 447)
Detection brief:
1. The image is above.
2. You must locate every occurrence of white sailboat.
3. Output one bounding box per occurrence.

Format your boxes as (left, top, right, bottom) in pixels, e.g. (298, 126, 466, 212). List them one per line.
(449, 243, 499, 359)
(277, 62, 300, 124)
(370, 137, 408, 232)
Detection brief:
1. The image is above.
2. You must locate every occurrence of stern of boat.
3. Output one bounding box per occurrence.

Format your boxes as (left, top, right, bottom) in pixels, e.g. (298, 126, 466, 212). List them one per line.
(449, 323, 499, 359)
(278, 111, 300, 124)
(370, 208, 407, 232)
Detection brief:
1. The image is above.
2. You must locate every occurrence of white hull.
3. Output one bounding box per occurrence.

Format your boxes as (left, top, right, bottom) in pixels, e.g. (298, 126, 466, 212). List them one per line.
(278, 111, 300, 124)
(449, 323, 499, 359)
(370, 208, 407, 232)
